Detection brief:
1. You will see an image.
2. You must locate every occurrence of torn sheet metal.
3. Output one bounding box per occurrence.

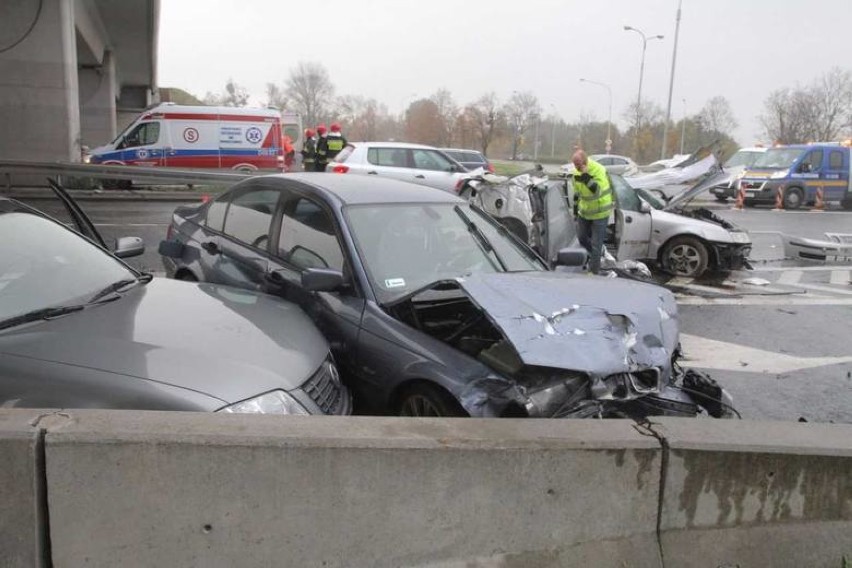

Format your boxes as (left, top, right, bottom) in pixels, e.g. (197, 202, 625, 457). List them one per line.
(627, 154, 719, 190)
(455, 272, 679, 378)
(781, 233, 852, 262)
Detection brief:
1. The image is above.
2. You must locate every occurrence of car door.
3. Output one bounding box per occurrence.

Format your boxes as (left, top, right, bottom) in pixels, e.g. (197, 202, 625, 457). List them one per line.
(610, 176, 653, 260)
(45, 178, 109, 250)
(824, 149, 849, 202)
(197, 182, 281, 290)
(410, 148, 462, 192)
(264, 191, 365, 375)
(362, 146, 416, 182)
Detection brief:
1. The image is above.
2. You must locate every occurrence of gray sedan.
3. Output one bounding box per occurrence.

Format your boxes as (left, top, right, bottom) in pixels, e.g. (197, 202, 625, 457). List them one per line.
(0, 190, 350, 415)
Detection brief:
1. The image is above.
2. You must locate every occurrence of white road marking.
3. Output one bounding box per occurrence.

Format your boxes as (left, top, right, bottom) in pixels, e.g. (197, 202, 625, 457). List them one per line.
(793, 282, 852, 296)
(93, 223, 166, 227)
(677, 295, 852, 306)
(776, 270, 803, 285)
(679, 334, 852, 374)
(830, 270, 850, 285)
(750, 265, 852, 272)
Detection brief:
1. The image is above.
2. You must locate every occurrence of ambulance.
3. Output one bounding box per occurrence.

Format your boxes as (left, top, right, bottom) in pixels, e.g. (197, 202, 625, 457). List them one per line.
(87, 103, 294, 172)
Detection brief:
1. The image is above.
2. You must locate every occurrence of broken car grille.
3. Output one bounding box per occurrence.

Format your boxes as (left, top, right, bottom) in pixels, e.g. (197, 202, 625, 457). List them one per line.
(302, 361, 345, 414)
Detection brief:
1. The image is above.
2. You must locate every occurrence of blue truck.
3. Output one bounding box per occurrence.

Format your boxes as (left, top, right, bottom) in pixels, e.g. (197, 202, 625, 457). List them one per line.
(738, 142, 852, 210)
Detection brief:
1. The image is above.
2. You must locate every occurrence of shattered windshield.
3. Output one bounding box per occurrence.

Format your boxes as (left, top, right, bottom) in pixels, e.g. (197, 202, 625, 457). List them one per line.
(345, 202, 545, 304)
(752, 148, 803, 169)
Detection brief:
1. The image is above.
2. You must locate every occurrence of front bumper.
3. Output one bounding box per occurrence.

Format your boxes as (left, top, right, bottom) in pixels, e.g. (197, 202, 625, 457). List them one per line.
(710, 242, 751, 270)
(739, 179, 779, 203)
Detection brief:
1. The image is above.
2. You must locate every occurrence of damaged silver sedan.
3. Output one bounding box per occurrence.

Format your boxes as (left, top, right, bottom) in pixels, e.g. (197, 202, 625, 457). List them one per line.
(161, 174, 733, 419)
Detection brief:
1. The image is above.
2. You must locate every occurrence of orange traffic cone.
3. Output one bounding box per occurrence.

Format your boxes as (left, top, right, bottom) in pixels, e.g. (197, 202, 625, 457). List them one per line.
(812, 186, 825, 212)
(732, 181, 745, 211)
(772, 184, 785, 211)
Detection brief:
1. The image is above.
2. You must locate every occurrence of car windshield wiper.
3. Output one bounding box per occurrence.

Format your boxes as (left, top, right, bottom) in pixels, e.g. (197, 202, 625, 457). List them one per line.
(87, 273, 153, 304)
(0, 305, 85, 331)
(453, 206, 508, 272)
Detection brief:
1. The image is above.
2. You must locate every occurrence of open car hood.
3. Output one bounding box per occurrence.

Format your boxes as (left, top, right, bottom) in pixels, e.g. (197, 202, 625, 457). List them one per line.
(662, 170, 736, 211)
(453, 272, 680, 377)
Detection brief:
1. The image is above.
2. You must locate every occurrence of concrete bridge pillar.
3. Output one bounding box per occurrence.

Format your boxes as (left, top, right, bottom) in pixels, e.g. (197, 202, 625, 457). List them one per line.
(79, 50, 117, 151)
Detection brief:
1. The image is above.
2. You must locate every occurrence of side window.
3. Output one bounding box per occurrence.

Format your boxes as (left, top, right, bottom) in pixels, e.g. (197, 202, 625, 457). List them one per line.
(613, 158, 628, 165)
(412, 149, 453, 171)
(610, 176, 641, 211)
(368, 147, 408, 168)
(205, 198, 228, 232)
(278, 197, 345, 271)
(222, 188, 280, 248)
(598, 157, 613, 166)
(800, 150, 823, 173)
(829, 151, 844, 170)
(123, 122, 160, 148)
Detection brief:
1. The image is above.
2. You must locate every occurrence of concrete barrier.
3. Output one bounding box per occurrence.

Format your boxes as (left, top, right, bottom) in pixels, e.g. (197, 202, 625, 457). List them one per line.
(0, 409, 48, 568)
(0, 409, 850, 567)
(655, 417, 852, 568)
(43, 412, 663, 568)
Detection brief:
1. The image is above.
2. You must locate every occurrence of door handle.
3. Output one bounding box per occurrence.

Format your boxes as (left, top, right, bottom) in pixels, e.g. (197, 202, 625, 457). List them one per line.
(414, 174, 425, 179)
(367, 171, 378, 175)
(201, 241, 220, 255)
(625, 216, 632, 223)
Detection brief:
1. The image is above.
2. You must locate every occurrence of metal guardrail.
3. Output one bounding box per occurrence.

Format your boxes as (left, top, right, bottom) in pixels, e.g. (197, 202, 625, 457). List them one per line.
(0, 160, 254, 187)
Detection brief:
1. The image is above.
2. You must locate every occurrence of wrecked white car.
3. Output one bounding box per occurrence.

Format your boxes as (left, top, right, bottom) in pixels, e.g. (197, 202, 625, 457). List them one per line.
(463, 169, 752, 278)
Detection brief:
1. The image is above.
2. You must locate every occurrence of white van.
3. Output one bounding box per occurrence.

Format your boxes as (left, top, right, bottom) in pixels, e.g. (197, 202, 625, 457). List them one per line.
(88, 103, 290, 172)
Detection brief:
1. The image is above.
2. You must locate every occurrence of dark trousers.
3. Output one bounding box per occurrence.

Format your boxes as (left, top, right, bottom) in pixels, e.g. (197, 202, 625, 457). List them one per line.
(314, 160, 327, 172)
(577, 217, 608, 274)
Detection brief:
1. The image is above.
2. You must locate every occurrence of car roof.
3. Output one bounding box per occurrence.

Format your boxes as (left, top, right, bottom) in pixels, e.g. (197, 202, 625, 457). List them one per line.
(441, 148, 484, 155)
(258, 173, 466, 206)
(350, 141, 439, 150)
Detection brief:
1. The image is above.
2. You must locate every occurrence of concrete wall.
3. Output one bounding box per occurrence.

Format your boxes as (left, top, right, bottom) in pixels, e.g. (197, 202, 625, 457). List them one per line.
(1, 409, 850, 567)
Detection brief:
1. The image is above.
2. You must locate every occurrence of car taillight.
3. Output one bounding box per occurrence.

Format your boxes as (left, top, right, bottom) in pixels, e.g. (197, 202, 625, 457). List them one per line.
(487, 163, 495, 173)
(454, 179, 465, 193)
(332, 164, 349, 173)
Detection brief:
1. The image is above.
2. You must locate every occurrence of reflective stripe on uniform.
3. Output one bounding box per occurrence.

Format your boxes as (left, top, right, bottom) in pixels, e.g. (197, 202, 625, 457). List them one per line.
(578, 187, 613, 202)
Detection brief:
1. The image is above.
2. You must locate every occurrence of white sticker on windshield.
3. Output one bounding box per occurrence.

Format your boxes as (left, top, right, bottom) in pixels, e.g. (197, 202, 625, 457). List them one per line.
(384, 278, 406, 289)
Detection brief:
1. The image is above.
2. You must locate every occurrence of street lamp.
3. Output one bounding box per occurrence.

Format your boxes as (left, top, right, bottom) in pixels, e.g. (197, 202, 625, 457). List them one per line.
(661, 0, 684, 160)
(579, 78, 613, 153)
(623, 26, 664, 129)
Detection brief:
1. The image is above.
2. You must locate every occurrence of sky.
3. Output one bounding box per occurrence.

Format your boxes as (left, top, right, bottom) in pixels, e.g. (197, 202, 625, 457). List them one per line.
(158, 0, 852, 148)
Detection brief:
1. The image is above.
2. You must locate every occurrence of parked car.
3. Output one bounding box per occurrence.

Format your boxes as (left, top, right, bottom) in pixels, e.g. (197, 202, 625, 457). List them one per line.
(0, 183, 350, 415)
(560, 154, 639, 177)
(465, 171, 751, 278)
(327, 142, 470, 193)
(160, 173, 733, 419)
(440, 148, 494, 173)
(709, 147, 767, 202)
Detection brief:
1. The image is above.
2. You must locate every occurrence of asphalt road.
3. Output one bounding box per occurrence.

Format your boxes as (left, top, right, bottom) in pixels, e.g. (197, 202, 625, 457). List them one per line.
(17, 196, 852, 423)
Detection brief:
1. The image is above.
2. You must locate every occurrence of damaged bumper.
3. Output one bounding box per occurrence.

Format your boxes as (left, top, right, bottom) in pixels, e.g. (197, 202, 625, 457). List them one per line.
(710, 242, 752, 271)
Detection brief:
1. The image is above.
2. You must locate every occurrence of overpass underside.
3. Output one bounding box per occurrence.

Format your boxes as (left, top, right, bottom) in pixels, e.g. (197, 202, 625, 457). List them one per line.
(0, 0, 159, 162)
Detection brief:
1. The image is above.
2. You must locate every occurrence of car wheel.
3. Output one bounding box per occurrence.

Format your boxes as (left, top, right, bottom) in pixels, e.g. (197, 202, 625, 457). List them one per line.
(661, 236, 709, 278)
(783, 187, 804, 210)
(842, 198, 852, 211)
(397, 384, 467, 417)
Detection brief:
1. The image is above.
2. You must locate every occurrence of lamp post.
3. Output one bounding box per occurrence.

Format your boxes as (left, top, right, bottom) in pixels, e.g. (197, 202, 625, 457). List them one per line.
(661, 0, 683, 160)
(550, 103, 558, 157)
(579, 78, 613, 153)
(623, 26, 664, 131)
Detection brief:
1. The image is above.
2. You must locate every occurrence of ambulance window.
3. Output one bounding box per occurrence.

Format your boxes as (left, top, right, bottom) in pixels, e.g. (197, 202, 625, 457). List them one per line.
(123, 122, 160, 148)
(829, 151, 844, 169)
(223, 188, 281, 249)
(283, 125, 301, 143)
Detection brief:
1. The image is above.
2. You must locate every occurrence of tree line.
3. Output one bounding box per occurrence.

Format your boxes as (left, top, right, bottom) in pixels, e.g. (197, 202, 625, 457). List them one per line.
(185, 62, 852, 164)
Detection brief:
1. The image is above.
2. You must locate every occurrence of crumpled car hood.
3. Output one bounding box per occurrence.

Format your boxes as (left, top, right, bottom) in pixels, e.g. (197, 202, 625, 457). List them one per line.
(455, 272, 679, 377)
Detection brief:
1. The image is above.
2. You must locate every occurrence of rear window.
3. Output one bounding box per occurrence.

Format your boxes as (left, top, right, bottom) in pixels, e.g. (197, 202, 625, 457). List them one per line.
(829, 151, 844, 169)
(333, 144, 355, 163)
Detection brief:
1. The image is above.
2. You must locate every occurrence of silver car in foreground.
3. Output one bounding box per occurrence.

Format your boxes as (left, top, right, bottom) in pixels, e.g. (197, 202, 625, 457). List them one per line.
(0, 186, 351, 415)
(327, 141, 470, 193)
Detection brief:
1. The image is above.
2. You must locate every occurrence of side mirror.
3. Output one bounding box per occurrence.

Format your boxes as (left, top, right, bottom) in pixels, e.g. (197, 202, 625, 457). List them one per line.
(301, 268, 345, 292)
(157, 239, 184, 259)
(640, 201, 651, 213)
(113, 236, 145, 259)
(555, 247, 587, 267)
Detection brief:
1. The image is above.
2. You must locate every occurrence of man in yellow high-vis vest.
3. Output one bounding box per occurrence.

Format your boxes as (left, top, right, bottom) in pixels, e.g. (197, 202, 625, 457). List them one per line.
(571, 150, 614, 274)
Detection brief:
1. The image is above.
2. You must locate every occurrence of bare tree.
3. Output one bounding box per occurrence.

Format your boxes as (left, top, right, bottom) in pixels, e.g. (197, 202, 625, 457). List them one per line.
(466, 93, 503, 156)
(335, 95, 388, 141)
(203, 79, 249, 107)
(405, 99, 443, 146)
(622, 100, 664, 162)
(697, 96, 738, 135)
(265, 83, 288, 110)
(429, 89, 458, 147)
(285, 62, 334, 128)
(503, 91, 540, 160)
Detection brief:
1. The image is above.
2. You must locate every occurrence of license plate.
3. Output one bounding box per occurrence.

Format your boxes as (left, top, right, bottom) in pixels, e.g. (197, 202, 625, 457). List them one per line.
(745, 190, 757, 197)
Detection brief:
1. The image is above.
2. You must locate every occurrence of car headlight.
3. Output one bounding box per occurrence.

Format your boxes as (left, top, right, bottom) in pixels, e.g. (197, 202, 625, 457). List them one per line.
(218, 390, 309, 415)
(730, 232, 751, 244)
(770, 170, 789, 179)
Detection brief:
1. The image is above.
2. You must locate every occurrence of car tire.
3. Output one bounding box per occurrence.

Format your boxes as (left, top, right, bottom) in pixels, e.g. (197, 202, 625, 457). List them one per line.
(397, 383, 467, 417)
(841, 198, 852, 211)
(783, 187, 804, 210)
(661, 236, 709, 278)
